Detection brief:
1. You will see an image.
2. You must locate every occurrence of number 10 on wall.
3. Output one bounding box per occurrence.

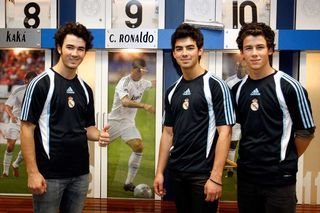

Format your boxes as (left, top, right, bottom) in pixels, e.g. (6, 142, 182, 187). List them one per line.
(223, 0, 270, 29)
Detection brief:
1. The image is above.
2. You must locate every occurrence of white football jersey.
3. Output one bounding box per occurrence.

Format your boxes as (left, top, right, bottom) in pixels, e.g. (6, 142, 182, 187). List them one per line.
(225, 74, 242, 140)
(108, 75, 152, 121)
(5, 85, 27, 118)
(225, 74, 242, 88)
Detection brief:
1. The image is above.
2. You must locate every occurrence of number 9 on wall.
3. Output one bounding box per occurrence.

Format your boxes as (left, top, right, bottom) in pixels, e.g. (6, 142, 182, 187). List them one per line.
(112, 0, 159, 29)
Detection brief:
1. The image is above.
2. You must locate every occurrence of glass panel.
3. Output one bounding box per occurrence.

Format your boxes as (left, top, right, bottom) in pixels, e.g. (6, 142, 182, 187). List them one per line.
(76, 51, 97, 197)
(222, 51, 245, 80)
(6, 0, 54, 28)
(77, 51, 97, 93)
(303, 53, 320, 203)
(107, 51, 156, 198)
(184, 0, 216, 22)
(76, 0, 106, 28)
(296, 0, 320, 29)
(0, 2, 5, 28)
(221, 51, 244, 201)
(0, 49, 45, 194)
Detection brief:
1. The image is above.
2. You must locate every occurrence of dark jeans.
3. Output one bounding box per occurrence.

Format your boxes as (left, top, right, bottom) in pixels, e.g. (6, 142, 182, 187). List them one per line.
(33, 174, 89, 213)
(168, 170, 218, 213)
(237, 178, 297, 213)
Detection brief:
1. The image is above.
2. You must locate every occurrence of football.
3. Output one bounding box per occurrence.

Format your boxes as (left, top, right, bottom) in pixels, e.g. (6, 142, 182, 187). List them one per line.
(133, 183, 153, 198)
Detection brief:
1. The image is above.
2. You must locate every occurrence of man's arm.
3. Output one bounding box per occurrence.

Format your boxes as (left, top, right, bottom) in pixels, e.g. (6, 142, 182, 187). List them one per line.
(86, 125, 110, 146)
(121, 96, 155, 113)
(4, 105, 17, 123)
(287, 84, 315, 157)
(153, 126, 173, 197)
(204, 125, 232, 201)
(295, 132, 314, 157)
(20, 121, 47, 195)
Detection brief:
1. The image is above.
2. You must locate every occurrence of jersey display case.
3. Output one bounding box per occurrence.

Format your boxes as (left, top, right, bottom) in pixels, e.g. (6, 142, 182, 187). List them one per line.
(104, 51, 157, 198)
(0, 0, 55, 195)
(5, 0, 56, 28)
(222, 0, 271, 29)
(0, 48, 48, 194)
(184, 0, 216, 23)
(111, 0, 159, 29)
(296, 0, 320, 29)
(76, 0, 106, 28)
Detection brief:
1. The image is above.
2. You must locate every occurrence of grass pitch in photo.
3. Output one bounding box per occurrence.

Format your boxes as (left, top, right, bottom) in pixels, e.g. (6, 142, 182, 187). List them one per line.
(106, 52, 157, 199)
(0, 143, 29, 194)
(107, 84, 156, 198)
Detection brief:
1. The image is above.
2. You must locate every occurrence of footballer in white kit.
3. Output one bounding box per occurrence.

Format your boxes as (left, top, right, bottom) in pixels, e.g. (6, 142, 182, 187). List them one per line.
(2, 72, 37, 177)
(108, 58, 155, 192)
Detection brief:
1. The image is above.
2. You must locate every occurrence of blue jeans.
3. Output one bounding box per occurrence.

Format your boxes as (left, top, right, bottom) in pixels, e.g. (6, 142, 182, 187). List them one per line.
(33, 174, 89, 213)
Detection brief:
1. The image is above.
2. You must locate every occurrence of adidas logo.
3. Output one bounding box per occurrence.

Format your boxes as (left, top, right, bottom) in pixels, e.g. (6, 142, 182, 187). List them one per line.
(182, 88, 191, 96)
(66, 86, 75, 94)
(250, 88, 261, 96)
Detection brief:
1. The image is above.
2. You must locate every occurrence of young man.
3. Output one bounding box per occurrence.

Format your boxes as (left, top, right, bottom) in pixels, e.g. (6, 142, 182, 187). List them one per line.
(2, 71, 37, 177)
(108, 58, 155, 192)
(20, 22, 110, 213)
(153, 23, 235, 213)
(232, 22, 315, 213)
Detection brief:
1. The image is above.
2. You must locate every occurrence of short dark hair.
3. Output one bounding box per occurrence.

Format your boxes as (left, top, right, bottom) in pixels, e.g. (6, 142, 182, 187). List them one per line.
(25, 71, 37, 81)
(132, 58, 146, 69)
(236, 22, 275, 51)
(171, 23, 204, 50)
(54, 22, 93, 51)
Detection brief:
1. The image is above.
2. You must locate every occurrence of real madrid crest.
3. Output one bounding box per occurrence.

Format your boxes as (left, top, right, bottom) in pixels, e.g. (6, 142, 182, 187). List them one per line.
(250, 98, 259, 111)
(68, 96, 75, 108)
(182, 98, 189, 110)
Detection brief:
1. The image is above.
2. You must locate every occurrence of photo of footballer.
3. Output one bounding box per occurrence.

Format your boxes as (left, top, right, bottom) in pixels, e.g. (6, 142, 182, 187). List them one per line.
(107, 51, 156, 198)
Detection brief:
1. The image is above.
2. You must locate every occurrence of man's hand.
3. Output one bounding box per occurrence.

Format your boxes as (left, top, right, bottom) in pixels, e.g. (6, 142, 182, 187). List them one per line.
(28, 172, 47, 195)
(143, 104, 155, 113)
(153, 173, 166, 197)
(99, 125, 111, 147)
(204, 178, 222, 202)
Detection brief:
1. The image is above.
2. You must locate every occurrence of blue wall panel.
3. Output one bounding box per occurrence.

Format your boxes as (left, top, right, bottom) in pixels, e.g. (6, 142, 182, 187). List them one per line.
(158, 29, 224, 50)
(276, 0, 295, 29)
(41, 29, 56, 48)
(165, 0, 185, 28)
(40, 29, 320, 51)
(279, 30, 320, 50)
(41, 29, 105, 49)
(59, 0, 76, 26)
(277, 0, 298, 78)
